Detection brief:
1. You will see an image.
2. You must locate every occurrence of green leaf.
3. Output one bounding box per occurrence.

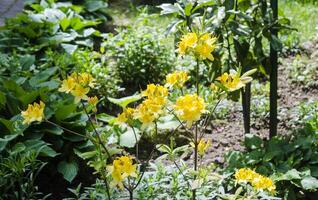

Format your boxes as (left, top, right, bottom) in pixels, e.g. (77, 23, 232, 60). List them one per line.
(119, 127, 140, 148)
(270, 34, 283, 51)
(0, 134, 19, 151)
(158, 4, 179, 15)
(43, 125, 63, 135)
(108, 94, 141, 109)
(301, 176, 318, 190)
(0, 91, 6, 107)
(285, 169, 301, 180)
(84, 0, 107, 12)
(20, 55, 35, 70)
(96, 113, 115, 123)
(184, 3, 193, 16)
(60, 17, 71, 31)
(157, 120, 180, 130)
(29, 67, 58, 87)
(39, 145, 59, 157)
(55, 103, 77, 121)
(61, 43, 78, 55)
(244, 134, 263, 150)
(57, 160, 78, 183)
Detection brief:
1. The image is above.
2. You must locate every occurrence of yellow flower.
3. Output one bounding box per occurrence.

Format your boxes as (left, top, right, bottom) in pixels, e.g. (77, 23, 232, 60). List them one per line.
(194, 33, 217, 61)
(108, 165, 125, 189)
(198, 139, 211, 156)
(174, 94, 205, 127)
(217, 69, 255, 92)
(134, 99, 162, 128)
(88, 96, 98, 106)
(210, 83, 219, 92)
(58, 77, 76, 93)
(88, 96, 99, 112)
(117, 108, 135, 123)
(21, 101, 45, 124)
(71, 84, 90, 103)
(234, 168, 276, 194)
(79, 72, 95, 88)
(107, 156, 137, 189)
(178, 32, 198, 55)
(234, 168, 258, 183)
(118, 156, 137, 178)
(165, 71, 189, 88)
(142, 84, 168, 106)
(252, 175, 276, 194)
(190, 139, 211, 156)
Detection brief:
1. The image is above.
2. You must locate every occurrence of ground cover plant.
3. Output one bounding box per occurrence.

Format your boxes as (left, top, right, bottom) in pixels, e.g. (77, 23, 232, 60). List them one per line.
(0, 0, 318, 199)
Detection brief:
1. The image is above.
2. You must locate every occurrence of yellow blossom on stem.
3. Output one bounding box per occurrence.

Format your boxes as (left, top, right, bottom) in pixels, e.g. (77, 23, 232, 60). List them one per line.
(134, 99, 162, 128)
(234, 168, 258, 183)
(71, 84, 90, 103)
(142, 84, 168, 105)
(178, 32, 198, 55)
(88, 96, 99, 112)
(107, 156, 137, 189)
(251, 174, 276, 194)
(217, 69, 255, 92)
(190, 139, 211, 156)
(194, 33, 217, 61)
(165, 71, 189, 88)
(117, 107, 135, 123)
(79, 72, 95, 88)
(174, 94, 205, 127)
(21, 101, 45, 124)
(234, 168, 276, 194)
(58, 76, 76, 93)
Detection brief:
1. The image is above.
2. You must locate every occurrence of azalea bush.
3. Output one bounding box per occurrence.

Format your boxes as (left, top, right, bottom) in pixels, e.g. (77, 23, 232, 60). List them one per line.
(16, 11, 282, 198)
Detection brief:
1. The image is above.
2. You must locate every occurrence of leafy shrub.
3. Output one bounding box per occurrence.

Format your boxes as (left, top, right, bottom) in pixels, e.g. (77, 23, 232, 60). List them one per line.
(0, 142, 50, 199)
(102, 14, 175, 93)
(225, 120, 318, 199)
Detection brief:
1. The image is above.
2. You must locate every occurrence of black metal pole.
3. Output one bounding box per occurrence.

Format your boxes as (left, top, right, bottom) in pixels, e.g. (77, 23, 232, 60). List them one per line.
(270, 0, 278, 138)
(242, 84, 251, 133)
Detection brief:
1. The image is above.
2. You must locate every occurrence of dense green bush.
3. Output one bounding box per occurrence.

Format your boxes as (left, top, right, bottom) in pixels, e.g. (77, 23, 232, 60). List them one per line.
(102, 14, 175, 93)
(225, 118, 318, 199)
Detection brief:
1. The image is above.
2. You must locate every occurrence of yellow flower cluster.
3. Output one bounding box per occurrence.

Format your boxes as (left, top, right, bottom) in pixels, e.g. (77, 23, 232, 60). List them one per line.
(235, 168, 276, 194)
(174, 94, 205, 127)
(135, 84, 168, 127)
(165, 71, 189, 88)
(190, 139, 211, 156)
(217, 69, 255, 92)
(107, 156, 137, 189)
(59, 73, 98, 105)
(178, 32, 217, 61)
(21, 101, 45, 124)
(117, 108, 135, 123)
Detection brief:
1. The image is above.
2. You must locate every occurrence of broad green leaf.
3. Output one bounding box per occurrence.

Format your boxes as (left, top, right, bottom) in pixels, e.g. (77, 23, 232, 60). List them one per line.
(43, 125, 63, 135)
(39, 145, 59, 157)
(108, 94, 141, 109)
(301, 176, 318, 190)
(55, 103, 77, 121)
(158, 4, 179, 15)
(0, 134, 19, 151)
(20, 55, 35, 70)
(57, 160, 78, 182)
(60, 17, 71, 31)
(61, 43, 78, 54)
(244, 134, 263, 150)
(29, 67, 58, 87)
(119, 127, 140, 148)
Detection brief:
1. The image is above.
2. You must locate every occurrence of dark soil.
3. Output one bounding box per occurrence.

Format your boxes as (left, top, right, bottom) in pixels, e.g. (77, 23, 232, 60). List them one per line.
(202, 42, 318, 164)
